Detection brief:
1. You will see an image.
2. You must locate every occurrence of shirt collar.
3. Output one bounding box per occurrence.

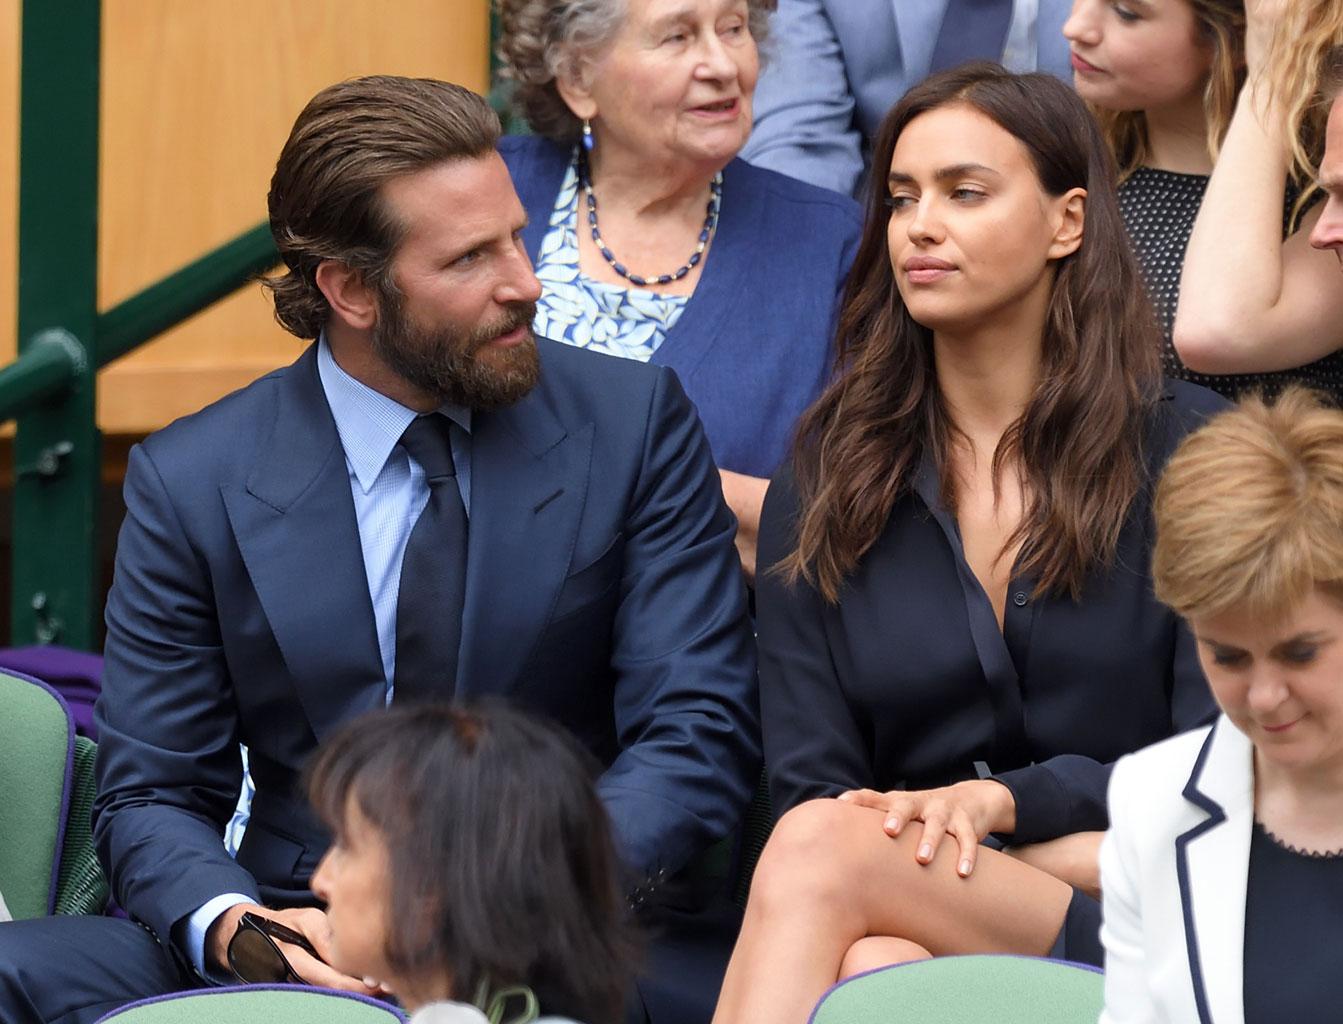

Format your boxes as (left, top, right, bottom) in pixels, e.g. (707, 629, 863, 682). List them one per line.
(316, 335, 472, 494)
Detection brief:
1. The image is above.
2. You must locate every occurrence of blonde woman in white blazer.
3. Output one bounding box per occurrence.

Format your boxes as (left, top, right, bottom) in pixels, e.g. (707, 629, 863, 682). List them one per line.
(1100, 388, 1343, 1024)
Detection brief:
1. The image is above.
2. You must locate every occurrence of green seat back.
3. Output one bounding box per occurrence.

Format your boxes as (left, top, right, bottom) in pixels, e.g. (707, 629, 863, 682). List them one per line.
(809, 955, 1104, 1024)
(0, 670, 75, 919)
(55, 734, 109, 916)
(95, 986, 407, 1023)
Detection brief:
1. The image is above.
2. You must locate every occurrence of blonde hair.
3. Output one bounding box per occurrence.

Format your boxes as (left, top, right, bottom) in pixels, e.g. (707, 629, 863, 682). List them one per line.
(1094, 0, 1245, 181)
(1262, 1, 1343, 192)
(1153, 389, 1343, 623)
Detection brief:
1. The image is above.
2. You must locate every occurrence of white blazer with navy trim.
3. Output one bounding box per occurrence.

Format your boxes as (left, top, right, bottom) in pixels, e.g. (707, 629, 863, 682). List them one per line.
(1099, 715, 1255, 1024)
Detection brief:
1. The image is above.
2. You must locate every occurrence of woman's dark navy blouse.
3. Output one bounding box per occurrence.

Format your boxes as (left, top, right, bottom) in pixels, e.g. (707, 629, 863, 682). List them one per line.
(1243, 820, 1343, 1023)
(757, 381, 1226, 842)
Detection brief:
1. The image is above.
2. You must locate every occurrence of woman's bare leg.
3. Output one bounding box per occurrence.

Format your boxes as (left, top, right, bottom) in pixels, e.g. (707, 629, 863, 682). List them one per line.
(839, 937, 931, 978)
(711, 798, 1073, 1024)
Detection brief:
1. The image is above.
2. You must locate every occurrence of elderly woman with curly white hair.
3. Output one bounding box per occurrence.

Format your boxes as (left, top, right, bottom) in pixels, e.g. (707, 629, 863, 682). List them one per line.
(496, 0, 861, 583)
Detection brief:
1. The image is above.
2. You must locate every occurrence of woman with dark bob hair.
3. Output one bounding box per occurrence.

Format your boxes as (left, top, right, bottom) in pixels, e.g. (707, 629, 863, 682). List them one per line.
(711, 65, 1224, 1022)
(494, 0, 861, 581)
(308, 703, 637, 1024)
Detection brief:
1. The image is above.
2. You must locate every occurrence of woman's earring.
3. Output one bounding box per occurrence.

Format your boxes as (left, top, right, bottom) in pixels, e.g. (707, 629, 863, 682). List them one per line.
(582, 118, 594, 152)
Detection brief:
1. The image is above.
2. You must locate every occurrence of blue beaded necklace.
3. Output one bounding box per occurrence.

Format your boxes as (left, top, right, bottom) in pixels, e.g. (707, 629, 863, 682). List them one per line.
(577, 148, 723, 288)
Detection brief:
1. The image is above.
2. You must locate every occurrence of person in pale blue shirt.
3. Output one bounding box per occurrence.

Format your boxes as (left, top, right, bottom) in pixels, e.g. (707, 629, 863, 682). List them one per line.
(0, 76, 759, 1024)
(201, 333, 472, 975)
(740, 0, 1076, 196)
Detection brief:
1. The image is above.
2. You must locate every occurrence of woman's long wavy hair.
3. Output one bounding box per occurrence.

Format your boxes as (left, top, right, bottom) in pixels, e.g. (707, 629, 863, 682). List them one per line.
(1093, 0, 1245, 182)
(780, 64, 1162, 604)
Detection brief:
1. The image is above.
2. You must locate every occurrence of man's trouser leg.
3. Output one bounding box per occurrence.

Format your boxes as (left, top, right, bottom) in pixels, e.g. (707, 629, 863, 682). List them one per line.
(0, 914, 188, 1024)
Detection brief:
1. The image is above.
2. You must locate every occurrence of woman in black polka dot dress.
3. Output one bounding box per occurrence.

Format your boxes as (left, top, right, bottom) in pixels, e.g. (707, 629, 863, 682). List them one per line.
(1176, 0, 1343, 398)
(1065, 0, 1343, 403)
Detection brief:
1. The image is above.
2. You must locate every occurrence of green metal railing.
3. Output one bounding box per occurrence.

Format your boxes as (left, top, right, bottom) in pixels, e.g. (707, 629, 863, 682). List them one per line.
(6, 0, 279, 646)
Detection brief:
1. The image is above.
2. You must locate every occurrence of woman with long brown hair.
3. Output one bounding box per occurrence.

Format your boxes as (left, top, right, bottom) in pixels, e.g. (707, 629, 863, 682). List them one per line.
(711, 64, 1223, 1023)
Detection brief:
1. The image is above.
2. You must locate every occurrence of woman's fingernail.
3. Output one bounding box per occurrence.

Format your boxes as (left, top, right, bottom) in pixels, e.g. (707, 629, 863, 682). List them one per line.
(884, 817, 899, 831)
(959, 859, 972, 876)
(837, 792, 852, 802)
(364, 977, 380, 989)
(918, 843, 932, 861)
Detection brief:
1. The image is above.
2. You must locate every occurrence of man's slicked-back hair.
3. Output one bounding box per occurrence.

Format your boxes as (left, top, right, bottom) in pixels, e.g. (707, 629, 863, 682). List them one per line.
(265, 76, 501, 339)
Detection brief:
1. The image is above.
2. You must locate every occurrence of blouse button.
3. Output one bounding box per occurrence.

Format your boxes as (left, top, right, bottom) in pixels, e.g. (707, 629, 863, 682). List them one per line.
(1012, 591, 1028, 607)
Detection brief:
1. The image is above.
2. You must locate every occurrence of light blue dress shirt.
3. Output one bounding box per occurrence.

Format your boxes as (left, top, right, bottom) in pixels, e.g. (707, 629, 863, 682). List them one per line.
(1002, 0, 1041, 75)
(184, 336, 471, 977)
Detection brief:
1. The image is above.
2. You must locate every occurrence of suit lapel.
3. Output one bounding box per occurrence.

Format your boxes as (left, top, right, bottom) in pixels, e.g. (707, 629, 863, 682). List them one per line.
(1176, 718, 1253, 1024)
(455, 378, 591, 697)
(222, 346, 386, 741)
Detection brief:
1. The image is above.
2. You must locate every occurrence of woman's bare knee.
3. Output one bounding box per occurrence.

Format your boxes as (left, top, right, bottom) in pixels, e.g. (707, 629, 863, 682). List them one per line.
(839, 936, 932, 979)
(746, 799, 879, 915)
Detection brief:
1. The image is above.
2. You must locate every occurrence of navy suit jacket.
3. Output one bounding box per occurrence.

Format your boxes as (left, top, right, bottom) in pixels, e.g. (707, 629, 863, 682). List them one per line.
(500, 135, 861, 479)
(92, 340, 760, 954)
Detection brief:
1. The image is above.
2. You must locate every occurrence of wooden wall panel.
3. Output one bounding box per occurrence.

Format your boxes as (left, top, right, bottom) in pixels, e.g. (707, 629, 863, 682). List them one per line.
(1, 0, 490, 433)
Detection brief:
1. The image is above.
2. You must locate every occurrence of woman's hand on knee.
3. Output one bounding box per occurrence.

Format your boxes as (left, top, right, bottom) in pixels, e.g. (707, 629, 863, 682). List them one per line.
(838, 780, 1016, 878)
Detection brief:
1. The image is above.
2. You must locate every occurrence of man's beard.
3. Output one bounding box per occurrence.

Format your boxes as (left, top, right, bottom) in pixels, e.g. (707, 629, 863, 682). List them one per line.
(371, 288, 541, 411)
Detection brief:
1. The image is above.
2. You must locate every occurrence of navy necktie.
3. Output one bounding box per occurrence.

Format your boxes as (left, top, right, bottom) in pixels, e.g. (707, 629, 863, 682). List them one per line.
(929, 0, 1015, 74)
(393, 414, 467, 704)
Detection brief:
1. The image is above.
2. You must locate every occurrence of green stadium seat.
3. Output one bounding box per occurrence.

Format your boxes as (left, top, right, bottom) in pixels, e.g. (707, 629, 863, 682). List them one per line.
(55, 733, 110, 915)
(94, 985, 407, 1022)
(808, 955, 1104, 1024)
(0, 669, 108, 920)
(0, 669, 79, 919)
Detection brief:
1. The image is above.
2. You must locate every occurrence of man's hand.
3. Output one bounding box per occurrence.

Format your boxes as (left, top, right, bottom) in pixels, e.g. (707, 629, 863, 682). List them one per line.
(838, 779, 1017, 878)
(206, 903, 384, 995)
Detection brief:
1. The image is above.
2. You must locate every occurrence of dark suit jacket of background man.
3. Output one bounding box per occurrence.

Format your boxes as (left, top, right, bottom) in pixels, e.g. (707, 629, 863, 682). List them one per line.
(92, 338, 761, 1016)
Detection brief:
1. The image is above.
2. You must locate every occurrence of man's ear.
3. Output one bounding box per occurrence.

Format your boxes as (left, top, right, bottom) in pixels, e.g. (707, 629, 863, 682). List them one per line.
(315, 260, 379, 331)
(1047, 187, 1087, 260)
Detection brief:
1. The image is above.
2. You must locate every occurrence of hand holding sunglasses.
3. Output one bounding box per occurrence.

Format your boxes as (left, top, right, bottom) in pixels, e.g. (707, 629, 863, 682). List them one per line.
(227, 911, 323, 985)
(219, 906, 383, 995)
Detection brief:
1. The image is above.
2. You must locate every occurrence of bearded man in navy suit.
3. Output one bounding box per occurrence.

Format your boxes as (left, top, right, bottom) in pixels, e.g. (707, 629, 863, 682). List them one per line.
(0, 76, 759, 1024)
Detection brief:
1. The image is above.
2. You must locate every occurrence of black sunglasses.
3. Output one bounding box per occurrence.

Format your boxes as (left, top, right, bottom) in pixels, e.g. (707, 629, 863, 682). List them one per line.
(226, 911, 321, 985)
